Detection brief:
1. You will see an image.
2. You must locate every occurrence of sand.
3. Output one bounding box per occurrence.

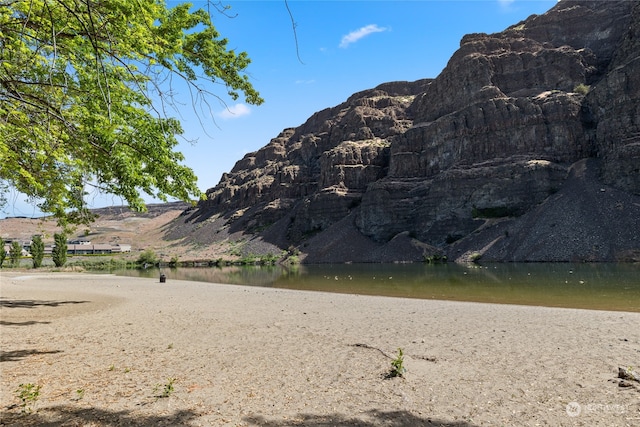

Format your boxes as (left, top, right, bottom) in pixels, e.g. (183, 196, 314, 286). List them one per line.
(1, 272, 639, 426)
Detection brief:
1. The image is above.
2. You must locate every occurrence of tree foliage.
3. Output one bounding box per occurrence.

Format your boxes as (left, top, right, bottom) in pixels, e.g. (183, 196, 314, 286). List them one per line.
(0, 238, 7, 267)
(9, 240, 22, 266)
(30, 235, 45, 268)
(0, 0, 263, 225)
(137, 248, 158, 266)
(52, 233, 67, 267)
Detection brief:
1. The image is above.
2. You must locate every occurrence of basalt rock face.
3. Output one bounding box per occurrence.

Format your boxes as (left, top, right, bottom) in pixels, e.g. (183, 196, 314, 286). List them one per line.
(358, 0, 636, 246)
(181, 0, 640, 263)
(200, 79, 431, 241)
(585, 1, 640, 194)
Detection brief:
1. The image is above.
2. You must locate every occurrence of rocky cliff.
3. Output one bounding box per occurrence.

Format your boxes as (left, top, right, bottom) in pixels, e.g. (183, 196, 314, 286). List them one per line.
(170, 0, 640, 263)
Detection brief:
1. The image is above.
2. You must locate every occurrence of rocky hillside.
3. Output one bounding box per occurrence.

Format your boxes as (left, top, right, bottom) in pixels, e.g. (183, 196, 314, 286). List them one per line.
(170, 0, 640, 263)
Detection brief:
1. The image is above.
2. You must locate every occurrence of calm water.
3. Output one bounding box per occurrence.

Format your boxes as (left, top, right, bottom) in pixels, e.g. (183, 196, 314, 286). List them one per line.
(112, 263, 640, 312)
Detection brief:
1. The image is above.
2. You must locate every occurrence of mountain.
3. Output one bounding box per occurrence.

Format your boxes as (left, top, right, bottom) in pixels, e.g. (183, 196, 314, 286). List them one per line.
(169, 0, 640, 263)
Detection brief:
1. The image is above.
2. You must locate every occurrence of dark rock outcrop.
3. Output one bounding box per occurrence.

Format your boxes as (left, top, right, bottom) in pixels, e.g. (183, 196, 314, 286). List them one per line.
(172, 0, 640, 263)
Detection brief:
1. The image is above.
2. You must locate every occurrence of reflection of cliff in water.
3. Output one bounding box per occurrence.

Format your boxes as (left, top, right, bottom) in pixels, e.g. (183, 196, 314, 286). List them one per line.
(113, 263, 640, 312)
(115, 265, 288, 287)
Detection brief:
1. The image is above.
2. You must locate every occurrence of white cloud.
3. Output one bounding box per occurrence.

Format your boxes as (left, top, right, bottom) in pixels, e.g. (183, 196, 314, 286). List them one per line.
(497, 0, 515, 8)
(339, 24, 387, 48)
(218, 103, 251, 120)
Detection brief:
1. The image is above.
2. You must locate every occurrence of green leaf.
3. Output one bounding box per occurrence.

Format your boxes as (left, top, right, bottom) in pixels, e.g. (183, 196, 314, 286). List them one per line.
(0, 0, 263, 225)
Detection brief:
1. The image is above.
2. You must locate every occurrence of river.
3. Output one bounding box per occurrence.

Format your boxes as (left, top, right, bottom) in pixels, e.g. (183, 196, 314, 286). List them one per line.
(111, 262, 640, 312)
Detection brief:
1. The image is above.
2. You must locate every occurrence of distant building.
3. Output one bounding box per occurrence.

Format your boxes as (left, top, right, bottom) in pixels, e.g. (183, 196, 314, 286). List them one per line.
(42, 241, 132, 255)
(112, 244, 132, 253)
(69, 239, 92, 245)
(2, 238, 31, 256)
(67, 243, 114, 255)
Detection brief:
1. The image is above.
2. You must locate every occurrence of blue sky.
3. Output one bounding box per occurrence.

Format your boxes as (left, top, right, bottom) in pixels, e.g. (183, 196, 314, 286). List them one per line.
(2, 0, 558, 218)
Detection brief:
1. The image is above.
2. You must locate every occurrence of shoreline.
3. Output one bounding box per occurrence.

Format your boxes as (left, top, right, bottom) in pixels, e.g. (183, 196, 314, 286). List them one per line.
(1, 272, 639, 426)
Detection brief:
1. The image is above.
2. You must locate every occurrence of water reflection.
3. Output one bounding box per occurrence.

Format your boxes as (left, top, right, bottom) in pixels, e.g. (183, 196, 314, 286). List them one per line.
(113, 263, 640, 312)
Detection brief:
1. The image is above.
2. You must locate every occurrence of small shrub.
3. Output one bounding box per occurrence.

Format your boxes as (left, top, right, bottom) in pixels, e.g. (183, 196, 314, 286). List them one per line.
(388, 348, 406, 378)
(469, 252, 482, 263)
(137, 249, 158, 266)
(15, 383, 41, 414)
(574, 83, 590, 95)
(288, 246, 300, 256)
(260, 253, 280, 265)
(238, 254, 258, 265)
(423, 253, 447, 264)
(154, 378, 176, 398)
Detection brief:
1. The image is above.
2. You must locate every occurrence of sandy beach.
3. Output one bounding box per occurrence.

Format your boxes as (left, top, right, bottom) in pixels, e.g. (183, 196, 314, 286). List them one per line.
(1, 272, 639, 426)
